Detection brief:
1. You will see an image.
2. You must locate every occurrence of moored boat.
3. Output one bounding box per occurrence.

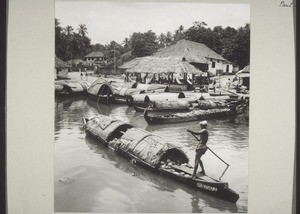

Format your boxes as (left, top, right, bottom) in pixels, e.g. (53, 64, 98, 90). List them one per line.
(144, 101, 248, 125)
(55, 80, 91, 97)
(82, 114, 240, 203)
(127, 92, 186, 107)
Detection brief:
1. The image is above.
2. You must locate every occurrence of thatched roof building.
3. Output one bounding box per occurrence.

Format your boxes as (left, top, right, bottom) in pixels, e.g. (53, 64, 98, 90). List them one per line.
(152, 39, 233, 75)
(236, 65, 250, 78)
(119, 57, 144, 70)
(55, 57, 70, 68)
(85, 51, 104, 58)
(154, 39, 225, 63)
(120, 56, 203, 75)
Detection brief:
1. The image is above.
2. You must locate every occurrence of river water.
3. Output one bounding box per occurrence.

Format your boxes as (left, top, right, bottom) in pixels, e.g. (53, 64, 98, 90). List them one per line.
(54, 96, 249, 213)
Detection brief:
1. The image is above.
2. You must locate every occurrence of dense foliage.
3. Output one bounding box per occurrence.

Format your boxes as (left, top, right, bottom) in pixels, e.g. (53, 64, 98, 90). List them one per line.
(55, 18, 250, 68)
(55, 19, 91, 61)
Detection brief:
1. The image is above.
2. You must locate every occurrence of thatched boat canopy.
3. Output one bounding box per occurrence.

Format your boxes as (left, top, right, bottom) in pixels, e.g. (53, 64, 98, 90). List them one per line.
(85, 115, 133, 142)
(85, 114, 189, 168)
(153, 39, 226, 63)
(55, 80, 88, 92)
(87, 78, 114, 96)
(112, 128, 189, 167)
(88, 78, 139, 98)
(130, 92, 185, 105)
(236, 65, 250, 78)
(121, 56, 203, 75)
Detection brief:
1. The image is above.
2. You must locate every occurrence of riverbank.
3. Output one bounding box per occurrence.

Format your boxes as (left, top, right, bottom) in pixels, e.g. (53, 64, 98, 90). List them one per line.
(64, 72, 249, 99)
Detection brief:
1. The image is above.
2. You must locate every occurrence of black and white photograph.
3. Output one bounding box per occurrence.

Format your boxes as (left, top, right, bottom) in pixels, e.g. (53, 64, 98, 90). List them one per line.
(6, 0, 296, 213)
(54, 1, 250, 213)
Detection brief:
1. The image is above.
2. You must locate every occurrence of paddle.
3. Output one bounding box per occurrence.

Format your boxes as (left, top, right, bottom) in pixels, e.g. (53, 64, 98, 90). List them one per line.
(188, 130, 229, 180)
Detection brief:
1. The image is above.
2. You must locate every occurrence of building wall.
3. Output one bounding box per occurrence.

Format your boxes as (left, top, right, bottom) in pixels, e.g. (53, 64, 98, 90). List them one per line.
(85, 57, 104, 63)
(207, 58, 233, 75)
(222, 63, 233, 74)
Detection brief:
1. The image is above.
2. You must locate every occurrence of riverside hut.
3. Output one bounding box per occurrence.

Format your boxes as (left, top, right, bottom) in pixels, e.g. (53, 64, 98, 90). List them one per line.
(153, 39, 233, 75)
(120, 56, 204, 91)
(235, 65, 250, 90)
(55, 57, 70, 79)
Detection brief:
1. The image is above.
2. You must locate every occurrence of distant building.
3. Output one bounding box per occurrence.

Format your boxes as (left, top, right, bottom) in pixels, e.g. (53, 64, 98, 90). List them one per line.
(235, 65, 250, 89)
(67, 59, 84, 67)
(153, 39, 233, 75)
(55, 56, 70, 79)
(84, 51, 105, 65)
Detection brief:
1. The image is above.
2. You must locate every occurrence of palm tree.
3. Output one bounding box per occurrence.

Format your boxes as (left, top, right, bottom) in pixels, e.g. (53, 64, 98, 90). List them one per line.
(66, 33, 84, 60)
(78, 24, 88, 37)
(64, 25, 74, 36)
(175, 25, 184, 34)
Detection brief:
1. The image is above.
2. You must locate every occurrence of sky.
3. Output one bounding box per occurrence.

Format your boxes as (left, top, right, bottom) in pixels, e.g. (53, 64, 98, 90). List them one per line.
(55, 1, 250, 45)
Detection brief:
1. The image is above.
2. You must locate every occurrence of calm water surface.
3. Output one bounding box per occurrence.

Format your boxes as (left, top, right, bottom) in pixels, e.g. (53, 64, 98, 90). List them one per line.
(55, 96, 249, 213)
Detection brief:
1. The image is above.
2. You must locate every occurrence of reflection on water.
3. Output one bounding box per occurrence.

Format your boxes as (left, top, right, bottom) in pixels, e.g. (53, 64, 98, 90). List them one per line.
(55, 97, 248, 213)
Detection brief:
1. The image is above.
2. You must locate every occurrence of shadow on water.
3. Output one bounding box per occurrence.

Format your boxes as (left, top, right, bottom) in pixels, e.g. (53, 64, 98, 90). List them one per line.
(55, 95, 87, 107)
(85, 135, 238, 213)
(86, 99, 129, 116)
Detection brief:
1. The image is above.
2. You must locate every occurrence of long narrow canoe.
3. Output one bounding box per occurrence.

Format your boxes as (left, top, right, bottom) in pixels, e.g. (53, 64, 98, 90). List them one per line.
(133, 105, 192, 113)
(83, 114, 239, 203)
(160, 164, 239, 203)
(144, 101, 248, 125)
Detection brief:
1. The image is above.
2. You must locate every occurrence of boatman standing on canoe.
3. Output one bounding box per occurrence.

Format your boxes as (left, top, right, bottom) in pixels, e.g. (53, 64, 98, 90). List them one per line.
(187, 120, 208, 178)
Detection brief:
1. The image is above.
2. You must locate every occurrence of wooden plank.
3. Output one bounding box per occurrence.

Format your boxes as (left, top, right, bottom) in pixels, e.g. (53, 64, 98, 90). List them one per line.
(170, 164, 216, 182)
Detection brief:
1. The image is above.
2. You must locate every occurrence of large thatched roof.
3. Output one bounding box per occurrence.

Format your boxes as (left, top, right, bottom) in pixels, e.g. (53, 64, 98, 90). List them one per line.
(84, 51, 104, 58)
(55, 57, 70, 68)
(153, 39, 226, 63)
(121, 56, 203, 75)
(119, 57, 144, 69)
(236, 65, 250, 78)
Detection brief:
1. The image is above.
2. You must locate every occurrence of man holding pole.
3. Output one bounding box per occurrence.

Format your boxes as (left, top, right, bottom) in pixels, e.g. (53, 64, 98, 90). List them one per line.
(187, 120, 208, 178)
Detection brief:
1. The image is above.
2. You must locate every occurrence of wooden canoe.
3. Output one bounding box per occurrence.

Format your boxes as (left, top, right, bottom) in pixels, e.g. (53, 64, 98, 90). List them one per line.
(144, 102, 248, 125)
(160, 164, 239, 203)
(127, 92, 185, 107)
(133, 105, 192, 113)
(82, 114, 240, 203)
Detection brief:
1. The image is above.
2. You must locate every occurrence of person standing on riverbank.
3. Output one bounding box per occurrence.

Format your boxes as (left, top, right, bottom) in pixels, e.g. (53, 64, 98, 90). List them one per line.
(187, 120, 209, 178)
(226, 78, 231, 90)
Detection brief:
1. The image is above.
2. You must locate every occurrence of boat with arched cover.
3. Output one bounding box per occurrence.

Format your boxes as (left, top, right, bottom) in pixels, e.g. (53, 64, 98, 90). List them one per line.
(83, 114, 239, 203)
(144, 100, 248, 125)
(55, 80, 90, 97)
